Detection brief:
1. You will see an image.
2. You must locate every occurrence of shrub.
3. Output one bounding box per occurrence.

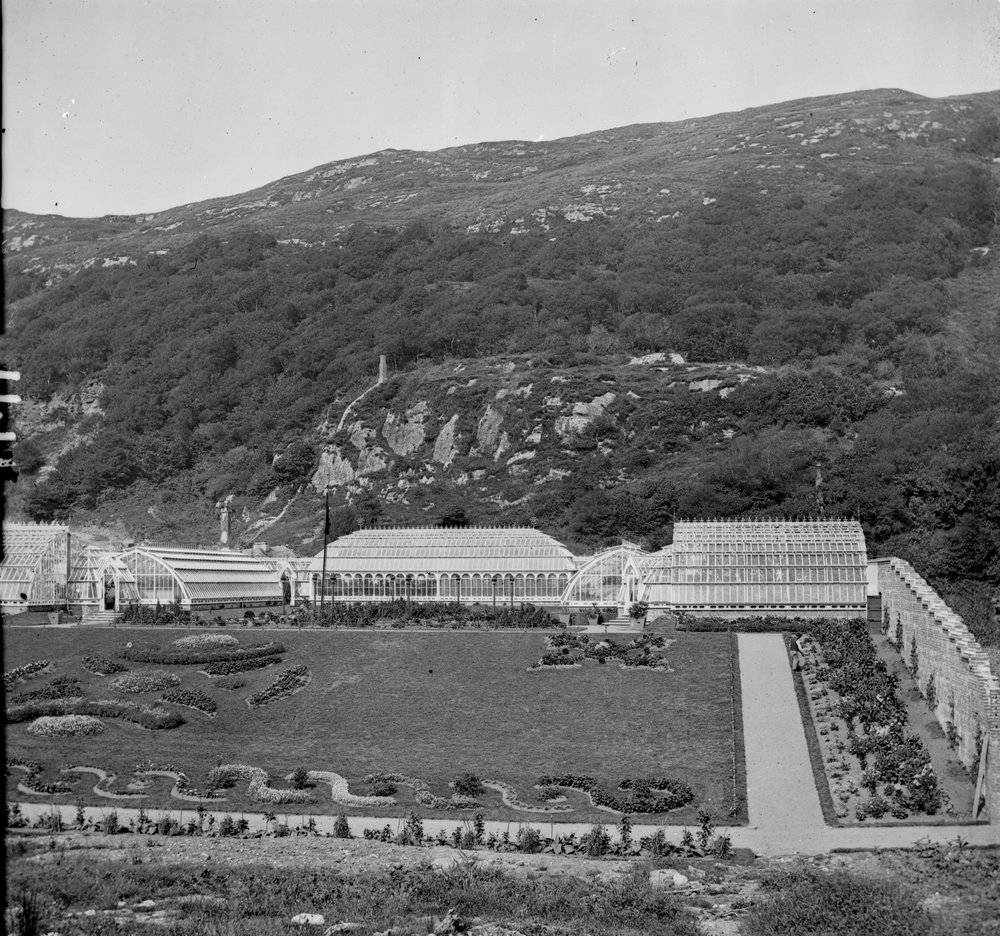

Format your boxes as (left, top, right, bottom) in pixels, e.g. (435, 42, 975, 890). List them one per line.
(333, 812, 351, 839)
(580, 824, 612, 857)
(452, 773, 485, 798)
(214, 675, 247, 691)
(291, 766, 310, 790)
(160, 687, 217, 715)
(369, 778, 398, 797)
(743, 869, 933, 936)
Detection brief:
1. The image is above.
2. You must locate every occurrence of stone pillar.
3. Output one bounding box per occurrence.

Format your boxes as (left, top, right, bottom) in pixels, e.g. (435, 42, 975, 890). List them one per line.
(378, 354, 387, 384)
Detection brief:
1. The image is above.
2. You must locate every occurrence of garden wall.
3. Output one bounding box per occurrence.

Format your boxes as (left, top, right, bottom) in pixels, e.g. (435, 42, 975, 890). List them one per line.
(871, 557, 1000, 823)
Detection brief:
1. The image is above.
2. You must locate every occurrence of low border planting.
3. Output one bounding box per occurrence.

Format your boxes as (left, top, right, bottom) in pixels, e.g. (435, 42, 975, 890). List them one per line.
(529, 632, 672, 671)
(159, 687, 217, 716)
(28, 714, 107, 737)
(10, 676, 83, 704)
(208, 764, 315, 805)
(117, 641, 286, 666)
(7, 757, 78, 795)
(6, 698, 184, 730)
(109, 670, 181, 693)
(4, 660, 50, 688)
(81, 655, 128, 676)
(201, 654, 282, 676)
(536, 775, 694, 813)
(246, 665, 311, 708)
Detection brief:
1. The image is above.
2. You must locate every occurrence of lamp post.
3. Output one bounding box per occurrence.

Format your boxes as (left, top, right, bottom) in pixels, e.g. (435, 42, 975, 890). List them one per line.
(492, 575, 499, 614)
(405, 574, 413, 618)
(320, 487, 330, 613)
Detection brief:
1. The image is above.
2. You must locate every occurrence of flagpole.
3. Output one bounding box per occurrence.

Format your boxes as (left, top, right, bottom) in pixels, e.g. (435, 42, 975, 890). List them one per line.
(320, 487, 330, 612)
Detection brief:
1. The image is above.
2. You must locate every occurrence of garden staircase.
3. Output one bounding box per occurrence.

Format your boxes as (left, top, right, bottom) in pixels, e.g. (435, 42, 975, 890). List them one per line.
(80, 609, 119, 627)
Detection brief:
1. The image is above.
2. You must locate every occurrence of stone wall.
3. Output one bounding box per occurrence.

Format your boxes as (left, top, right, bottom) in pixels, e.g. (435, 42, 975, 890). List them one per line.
(871, 558, 1000, 822)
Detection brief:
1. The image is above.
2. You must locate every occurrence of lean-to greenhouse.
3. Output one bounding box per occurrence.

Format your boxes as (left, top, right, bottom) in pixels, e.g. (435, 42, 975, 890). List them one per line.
(116, 546, 283, 610)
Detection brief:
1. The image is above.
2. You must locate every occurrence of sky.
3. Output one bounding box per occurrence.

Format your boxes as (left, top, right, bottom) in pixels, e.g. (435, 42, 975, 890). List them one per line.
(3, 0, 999, 218)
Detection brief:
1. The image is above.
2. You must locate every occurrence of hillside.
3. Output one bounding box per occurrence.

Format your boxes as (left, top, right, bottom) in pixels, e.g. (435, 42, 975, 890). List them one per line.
(3, 87, 999, 631)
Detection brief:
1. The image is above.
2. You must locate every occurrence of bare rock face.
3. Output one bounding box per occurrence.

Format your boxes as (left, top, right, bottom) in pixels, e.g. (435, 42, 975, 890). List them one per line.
(433, 414, 461, 467)
(470, 405, 504, 457)
(554, 392, 616, 439)
(382, 402, 429, 456)
(312, 446, 356, 490)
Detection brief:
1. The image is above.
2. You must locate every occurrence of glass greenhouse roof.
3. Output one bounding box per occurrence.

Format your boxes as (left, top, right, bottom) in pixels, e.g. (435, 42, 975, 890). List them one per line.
(314, 527, 578, 574)
(0, 522, 70, 604)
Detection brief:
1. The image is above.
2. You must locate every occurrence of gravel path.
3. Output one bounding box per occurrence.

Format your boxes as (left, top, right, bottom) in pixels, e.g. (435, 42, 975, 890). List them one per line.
(738, 633, 826, 841)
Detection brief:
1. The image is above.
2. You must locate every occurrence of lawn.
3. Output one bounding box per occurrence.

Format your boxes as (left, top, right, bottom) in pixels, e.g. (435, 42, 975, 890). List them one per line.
(4, 626, 741, 825)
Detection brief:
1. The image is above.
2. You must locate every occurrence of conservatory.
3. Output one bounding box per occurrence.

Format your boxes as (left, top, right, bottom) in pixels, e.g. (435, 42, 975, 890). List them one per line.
(312, 527, 577, 604)
(116, 546, 284, 610)
(560, 541, 651, 611)
(67, 546, 141, 613)
(640, 519, 868, 617)
(0, 522, 73, 613)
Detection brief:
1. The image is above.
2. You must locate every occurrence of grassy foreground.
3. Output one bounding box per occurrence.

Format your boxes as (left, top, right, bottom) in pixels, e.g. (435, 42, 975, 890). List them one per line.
(4, 627, 740, 825)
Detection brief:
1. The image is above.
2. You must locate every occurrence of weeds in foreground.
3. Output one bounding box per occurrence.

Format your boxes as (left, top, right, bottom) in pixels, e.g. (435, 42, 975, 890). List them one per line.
(6, 855, 701, 935)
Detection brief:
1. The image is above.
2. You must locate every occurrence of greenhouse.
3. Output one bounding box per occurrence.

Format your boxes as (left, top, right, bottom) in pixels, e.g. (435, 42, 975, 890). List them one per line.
(67, 546, 141, 613)
(312, 527, 577, 604)
(560, 541, 650, 610)
(640, 519, 868, 616)
(117, 546, 284, 610)
(0, 522, 73, 613)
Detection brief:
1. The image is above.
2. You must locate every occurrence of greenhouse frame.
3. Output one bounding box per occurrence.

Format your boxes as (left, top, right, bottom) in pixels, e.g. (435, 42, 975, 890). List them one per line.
(640, 519, 868, 617)
(67, 546, 141, 613)
(312, 527, 577, 604)
(117, 546, 284, 610)
(0, 522, 73, 613)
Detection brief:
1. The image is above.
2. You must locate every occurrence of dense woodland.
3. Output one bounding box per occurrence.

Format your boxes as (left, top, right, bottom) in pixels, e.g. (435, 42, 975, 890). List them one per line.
(4, 91, 999, 638)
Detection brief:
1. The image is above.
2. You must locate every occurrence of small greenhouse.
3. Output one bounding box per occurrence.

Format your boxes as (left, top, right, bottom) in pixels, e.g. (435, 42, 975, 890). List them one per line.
(560, 541, 650, 611)
(117, 546, 284, 610)
(67, 546, 141, 613)
(0, 522, 72, 613)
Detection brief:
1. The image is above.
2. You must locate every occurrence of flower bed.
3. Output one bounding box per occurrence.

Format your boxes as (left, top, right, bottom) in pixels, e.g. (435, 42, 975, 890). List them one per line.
(797, 619, 944, 821)
(530, 634, 671, 672)
(160, 687, 217, 715)
(208, 764, 315, 805)
(536, 774, 694, 813)
(3, 660, 50, 689)
(202, 655, 282, 676)
(27, 714, 107, 737)
(81, 655, 128, 676)
(10, 677, 83, 704)
(172, 633, 240, 650)
(246, 665, 310, 708)
(65, 765, 148, 800)
(109, 670, 182, 693)
(118, 641, 286, 666)
(484, 779, 573, 813)
(310, 771, 397, 807)
(362, 771, 479, 809)
(213, 675, 247, 691)
(7, 757, 77, 795)
(5, 698, 184, 730)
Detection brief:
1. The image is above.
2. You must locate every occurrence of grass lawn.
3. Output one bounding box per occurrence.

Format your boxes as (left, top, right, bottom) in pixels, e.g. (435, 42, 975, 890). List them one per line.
(4, 626, 740, 825)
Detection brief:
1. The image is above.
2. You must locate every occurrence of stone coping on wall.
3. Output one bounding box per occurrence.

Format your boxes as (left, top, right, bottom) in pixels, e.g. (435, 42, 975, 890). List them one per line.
(873, 557, 999, 694)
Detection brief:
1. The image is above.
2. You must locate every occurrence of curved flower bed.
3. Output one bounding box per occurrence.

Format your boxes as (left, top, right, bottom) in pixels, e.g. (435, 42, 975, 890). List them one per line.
(208, 764, 315, 805)
(172, 634, 239, 650)
(246, 666, 311, 708)
(119, 641, 285, 666)
(63, 766, 148, 800)
(11, 677, 83, 704)
(364, 772, 479, 809)
(7, 758, 77, 795)
(484, 779, 573, 813)
(308, 771, 397, 808)
(4, 660, 50, 688)
(82, 655, 128, 676)
(159, 687, 217, 715)
(135, 767, 224, 802)
(537, 774, 694, 813)
(110, 670, 182, 693)
(5, 698, 184, 730)
(530, 634, 671, 672)
(202, 655, 282, 676)
(28, 714, 107, 737)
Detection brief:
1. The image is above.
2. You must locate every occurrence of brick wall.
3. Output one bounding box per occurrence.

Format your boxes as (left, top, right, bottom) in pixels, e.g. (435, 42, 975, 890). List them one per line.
(872, 558, 1000, 823)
